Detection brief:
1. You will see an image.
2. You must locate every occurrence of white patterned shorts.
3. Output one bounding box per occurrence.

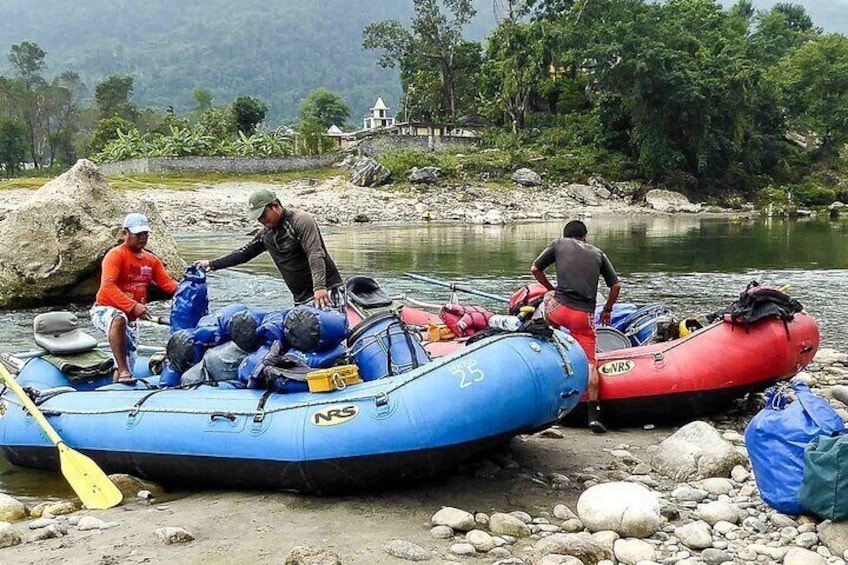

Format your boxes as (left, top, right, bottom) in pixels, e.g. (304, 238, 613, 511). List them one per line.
(90, 305, 139, 368)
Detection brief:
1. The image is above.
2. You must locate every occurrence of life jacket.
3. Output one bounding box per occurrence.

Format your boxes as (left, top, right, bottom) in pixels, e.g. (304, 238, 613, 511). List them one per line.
(718, 281, 803, 337)
(439, 304, 494, 337)
(508, 283, 548, 315)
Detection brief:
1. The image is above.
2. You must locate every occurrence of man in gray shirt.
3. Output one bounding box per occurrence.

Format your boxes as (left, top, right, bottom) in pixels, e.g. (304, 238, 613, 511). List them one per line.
(531, 220, 621, 433)
(195, 189, 342, 307)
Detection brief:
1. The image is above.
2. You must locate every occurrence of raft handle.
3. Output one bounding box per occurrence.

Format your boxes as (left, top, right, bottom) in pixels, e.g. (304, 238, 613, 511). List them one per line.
(375, 392, 389, 407)
(210, 412, 237, 423)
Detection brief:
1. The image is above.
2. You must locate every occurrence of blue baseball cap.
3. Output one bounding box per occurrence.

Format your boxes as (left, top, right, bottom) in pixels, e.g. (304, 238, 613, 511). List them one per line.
(123, 213, 152, 234)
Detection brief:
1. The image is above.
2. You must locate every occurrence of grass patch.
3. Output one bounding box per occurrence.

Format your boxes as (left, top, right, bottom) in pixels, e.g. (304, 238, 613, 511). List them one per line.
(0, 177, 46, 190)
(1, 166, 346, 191)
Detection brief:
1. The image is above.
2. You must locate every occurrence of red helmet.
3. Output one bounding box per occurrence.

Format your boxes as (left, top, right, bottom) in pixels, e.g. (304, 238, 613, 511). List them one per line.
(508, 283, 548, 315)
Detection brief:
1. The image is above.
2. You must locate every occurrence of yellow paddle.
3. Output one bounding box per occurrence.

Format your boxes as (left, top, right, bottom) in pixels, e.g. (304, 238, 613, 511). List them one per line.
(0, 364, 123, 510)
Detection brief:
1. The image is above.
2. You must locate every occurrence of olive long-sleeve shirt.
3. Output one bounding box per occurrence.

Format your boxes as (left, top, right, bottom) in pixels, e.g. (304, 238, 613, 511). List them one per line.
(209, 208, 342, 304)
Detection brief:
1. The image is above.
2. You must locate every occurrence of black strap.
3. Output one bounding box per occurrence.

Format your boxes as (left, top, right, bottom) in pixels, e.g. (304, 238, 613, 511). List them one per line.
(254, 388, 274, 422)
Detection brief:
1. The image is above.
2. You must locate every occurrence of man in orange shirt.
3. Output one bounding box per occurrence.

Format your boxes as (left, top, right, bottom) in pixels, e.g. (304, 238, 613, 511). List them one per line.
(90, 213, 179, 382)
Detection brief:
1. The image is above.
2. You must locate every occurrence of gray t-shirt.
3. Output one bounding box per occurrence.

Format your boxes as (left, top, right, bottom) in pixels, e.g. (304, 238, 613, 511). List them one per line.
(533, 237, 619, 312)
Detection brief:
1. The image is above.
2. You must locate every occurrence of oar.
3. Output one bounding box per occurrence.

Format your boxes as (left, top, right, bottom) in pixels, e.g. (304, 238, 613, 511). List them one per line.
(0, 365, 123, 510)
(403, 273, 510, 303)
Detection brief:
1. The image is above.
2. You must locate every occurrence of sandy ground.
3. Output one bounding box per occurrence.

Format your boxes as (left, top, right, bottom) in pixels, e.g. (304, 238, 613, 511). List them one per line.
(3, 426, 670, 565)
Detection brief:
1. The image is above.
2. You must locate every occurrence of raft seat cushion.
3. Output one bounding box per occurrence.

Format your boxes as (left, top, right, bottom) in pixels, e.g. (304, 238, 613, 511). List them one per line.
(346, 276, 393, 308)
(33, 312, 98, 355)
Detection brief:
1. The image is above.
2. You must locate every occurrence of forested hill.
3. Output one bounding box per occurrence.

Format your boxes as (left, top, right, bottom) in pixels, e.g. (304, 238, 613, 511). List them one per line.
(0, 0, 844, 126)
(0, 0, 497, 124)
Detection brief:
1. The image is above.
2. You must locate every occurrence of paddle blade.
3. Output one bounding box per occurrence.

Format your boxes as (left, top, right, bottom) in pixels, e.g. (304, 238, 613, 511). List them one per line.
(57, 443, 123, 510)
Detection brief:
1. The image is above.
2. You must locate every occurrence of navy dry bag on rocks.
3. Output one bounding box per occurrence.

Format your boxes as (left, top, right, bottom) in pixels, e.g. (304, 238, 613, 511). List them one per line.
(170, 266, 209, 332)
(745, 381, 844, 514)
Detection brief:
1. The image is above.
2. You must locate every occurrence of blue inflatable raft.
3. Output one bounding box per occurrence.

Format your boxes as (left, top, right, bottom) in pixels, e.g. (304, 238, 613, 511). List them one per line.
(0, 330, 587, 493)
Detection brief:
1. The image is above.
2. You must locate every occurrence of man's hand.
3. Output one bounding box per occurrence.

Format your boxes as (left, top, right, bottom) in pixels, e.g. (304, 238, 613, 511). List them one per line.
(193, 259, 211, 272)
(131, 303, 151, 320)
(313, 289, 332, 309)
(599, 309, 612, 326)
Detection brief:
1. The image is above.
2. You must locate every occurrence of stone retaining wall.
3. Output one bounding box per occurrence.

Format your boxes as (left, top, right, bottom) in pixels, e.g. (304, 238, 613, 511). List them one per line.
(99, 153, 341, 175)
(349, 134, 478, 157)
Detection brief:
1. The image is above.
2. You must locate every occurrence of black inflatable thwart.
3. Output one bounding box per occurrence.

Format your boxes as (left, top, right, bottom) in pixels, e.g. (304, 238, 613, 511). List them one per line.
(284, 306, 347, 353)
(346, 276, 393, 308)
(230, 310, 263, 352)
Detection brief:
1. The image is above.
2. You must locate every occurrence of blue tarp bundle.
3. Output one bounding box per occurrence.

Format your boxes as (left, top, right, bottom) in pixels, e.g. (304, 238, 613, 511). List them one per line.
(745, 382, 844, 514)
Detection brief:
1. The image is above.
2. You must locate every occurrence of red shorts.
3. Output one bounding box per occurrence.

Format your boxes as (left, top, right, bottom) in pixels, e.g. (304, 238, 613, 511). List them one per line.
(544, 292, 596, 366)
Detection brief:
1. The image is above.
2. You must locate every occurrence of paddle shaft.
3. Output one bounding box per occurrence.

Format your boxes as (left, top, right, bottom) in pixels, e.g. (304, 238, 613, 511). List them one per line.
(403, 273, 510, 303)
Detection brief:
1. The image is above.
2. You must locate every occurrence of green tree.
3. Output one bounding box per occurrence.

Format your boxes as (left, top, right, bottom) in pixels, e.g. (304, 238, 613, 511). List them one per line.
(86, 116, 135, 157)
(299, 88, 351, 130)
(363, 0, 478, 120)
(7, 41, 47, 167)
(749, 3, 819, 65)
(296, 114, 335, 155)
(199, 106, 237, 139)
(0, 118, 28, 174)
(232, 96, 268, 135)
(193, 89, 214, 113)
(775, 34, 848, 162)
(94, 75, 138, 121)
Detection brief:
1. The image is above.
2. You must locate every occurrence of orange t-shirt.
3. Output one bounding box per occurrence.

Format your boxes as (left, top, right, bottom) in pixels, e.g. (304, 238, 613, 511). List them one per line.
(95, 244, 179, 320)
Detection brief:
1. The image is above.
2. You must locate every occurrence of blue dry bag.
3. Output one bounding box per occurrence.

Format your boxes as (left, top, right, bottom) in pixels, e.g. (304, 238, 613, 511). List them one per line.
(745, 381, 844, 514)
(170, 266, 209, 333)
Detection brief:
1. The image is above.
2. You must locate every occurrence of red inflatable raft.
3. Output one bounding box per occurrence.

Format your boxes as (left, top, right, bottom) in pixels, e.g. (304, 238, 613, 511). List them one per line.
(562, 312, 820, 426)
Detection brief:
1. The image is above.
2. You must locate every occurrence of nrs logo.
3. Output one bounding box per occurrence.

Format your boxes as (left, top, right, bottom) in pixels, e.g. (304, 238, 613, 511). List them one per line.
(312, 405, 359, 426)
(598, 360, 635, 376)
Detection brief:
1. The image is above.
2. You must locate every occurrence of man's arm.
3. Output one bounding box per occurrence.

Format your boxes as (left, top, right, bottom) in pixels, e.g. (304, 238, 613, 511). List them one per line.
(531, 246, 556, 291)
(598, 253, 621, 325)
(205, 234, 266, 271)
(151, 256, 179, 296)
(292, 212, 328, 290)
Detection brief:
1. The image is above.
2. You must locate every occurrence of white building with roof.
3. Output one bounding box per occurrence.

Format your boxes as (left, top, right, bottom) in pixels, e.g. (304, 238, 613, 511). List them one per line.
(363, 97, 395, 130)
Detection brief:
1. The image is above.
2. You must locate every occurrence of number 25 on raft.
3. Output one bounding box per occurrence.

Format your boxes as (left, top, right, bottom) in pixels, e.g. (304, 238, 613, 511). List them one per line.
(455, 360, 485, 389)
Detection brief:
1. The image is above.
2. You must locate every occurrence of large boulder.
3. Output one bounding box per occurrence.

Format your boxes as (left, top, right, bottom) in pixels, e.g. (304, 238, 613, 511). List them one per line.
(350, 157, 391, 187)
(650, 421, 745, 481)
(409, 166, 441, 184)
(576, 482, 661, 538)
(645, 189, 702, 213)
(512, 168, 542, 187)
(0, 160, 184, 308)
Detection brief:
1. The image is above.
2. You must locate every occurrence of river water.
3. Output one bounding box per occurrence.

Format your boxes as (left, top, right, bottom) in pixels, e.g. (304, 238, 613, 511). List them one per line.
(0, 215, 846, 496)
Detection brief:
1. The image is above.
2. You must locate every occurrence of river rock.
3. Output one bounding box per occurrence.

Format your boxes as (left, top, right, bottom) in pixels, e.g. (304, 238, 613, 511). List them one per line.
(674, 520, 713, 549)
(0, 521, 21, 548)
(532, 532, 613, 565)
(350, 157, 391, 187)
(644, 189, 702, 213)
(784, 547, 827, 565)
(512, 168, 542, 187)
(78, 516, 118, 531)
(699, 477, 734, 495)
(466, 529, 496, 552)
(383, 539, 433, 561)
(0, 160, 184, 308)
(576, 482, 661, 538)
(410, 166, 441, 184)
(109, 474, 167, 501)
(565, 183, 602, 206)
(819, 521, 848, 557)
(285, 545, 342, 565)
(697, 501, 740, 525)
(651, 421, 745, 481)
(613, 538, 655, 564)
(489, 512, 532, 538)
(430, 525, 453, 539)
(432, 507, 475, 531)
(0, 494, 26, 521)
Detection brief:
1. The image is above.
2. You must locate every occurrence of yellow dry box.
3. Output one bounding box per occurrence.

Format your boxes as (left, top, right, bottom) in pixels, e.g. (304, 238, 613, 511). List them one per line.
(306, 365, 362, 393)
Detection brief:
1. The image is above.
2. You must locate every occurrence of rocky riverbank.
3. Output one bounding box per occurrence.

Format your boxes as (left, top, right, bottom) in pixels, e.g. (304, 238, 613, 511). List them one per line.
(0, 172, 733, 235)
(1, 347, 846, 564)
